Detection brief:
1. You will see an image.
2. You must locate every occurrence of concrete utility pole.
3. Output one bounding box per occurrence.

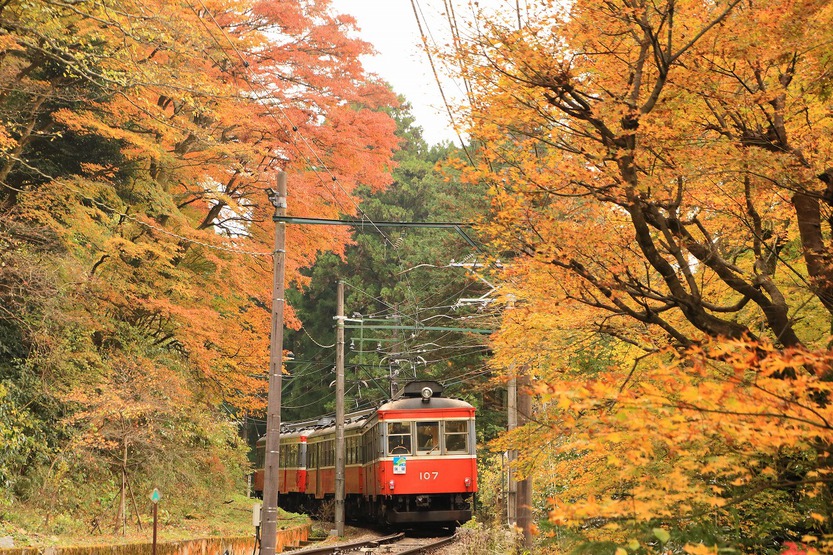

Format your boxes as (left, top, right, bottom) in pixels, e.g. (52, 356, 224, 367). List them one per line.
(261, 171, 287, 555)
(334, 280, 346, 536)
(516, 375, 533, 548)
(507, 374, 517, 526)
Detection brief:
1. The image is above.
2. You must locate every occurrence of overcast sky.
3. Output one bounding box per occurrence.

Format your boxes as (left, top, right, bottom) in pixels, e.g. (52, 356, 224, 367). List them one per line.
(328, 0, 475, 146)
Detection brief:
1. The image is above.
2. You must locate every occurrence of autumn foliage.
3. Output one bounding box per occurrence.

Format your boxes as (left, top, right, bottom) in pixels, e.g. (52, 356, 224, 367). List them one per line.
(0, 0, 397, 523)
(451, 0, 833, 550)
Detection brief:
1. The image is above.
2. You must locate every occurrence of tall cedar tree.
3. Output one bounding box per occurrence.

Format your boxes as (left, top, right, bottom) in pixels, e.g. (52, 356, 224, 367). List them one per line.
(283, 101, 497, 434)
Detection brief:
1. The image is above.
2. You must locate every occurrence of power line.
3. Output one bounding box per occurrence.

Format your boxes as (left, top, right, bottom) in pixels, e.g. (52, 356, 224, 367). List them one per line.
(301, 326, 336, 349)
(409, 0, 474, 164)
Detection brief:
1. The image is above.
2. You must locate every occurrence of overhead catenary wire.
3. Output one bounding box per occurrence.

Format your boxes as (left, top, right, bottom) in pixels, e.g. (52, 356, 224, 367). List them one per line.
(409, 0, 474, 164)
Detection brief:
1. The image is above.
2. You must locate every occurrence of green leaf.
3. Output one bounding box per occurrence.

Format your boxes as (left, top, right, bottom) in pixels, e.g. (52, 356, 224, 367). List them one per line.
(653, 528, 670, 543)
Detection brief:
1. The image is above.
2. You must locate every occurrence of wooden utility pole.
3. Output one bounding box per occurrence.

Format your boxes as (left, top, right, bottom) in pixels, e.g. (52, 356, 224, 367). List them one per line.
(261, 171, 287, 555)
(334, 280, 346, 536)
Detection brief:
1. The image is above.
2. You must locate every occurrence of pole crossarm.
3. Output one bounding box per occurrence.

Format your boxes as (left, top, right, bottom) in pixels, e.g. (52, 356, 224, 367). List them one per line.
(272, 216, 478, 247)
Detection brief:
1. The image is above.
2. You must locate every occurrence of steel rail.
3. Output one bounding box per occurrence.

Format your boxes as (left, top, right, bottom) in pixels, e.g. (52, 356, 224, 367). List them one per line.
(396, 533, 457, 554)
(280, 532, 404, 555)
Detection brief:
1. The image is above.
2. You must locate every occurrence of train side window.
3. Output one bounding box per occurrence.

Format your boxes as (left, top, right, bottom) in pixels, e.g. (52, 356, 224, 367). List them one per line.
(256, 444, 265, 468)
(416, 422, 440, 454)
(444, 420, 469, 453)
(387, 421, 412, 455)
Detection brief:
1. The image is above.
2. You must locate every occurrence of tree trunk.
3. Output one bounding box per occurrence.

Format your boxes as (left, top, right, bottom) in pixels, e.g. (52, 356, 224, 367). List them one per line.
(793, 191, 833, 315)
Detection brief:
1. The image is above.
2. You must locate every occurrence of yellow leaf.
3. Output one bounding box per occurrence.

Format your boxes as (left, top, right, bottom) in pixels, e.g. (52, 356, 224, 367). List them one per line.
(810, 512, 826, 522)
(684, 544, 717, 555)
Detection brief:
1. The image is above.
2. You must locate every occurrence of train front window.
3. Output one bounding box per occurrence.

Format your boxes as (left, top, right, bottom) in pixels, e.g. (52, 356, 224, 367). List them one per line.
(387, 421, 412, 455)
(416, 422, 439, 454)
(444, 420, 469, 453)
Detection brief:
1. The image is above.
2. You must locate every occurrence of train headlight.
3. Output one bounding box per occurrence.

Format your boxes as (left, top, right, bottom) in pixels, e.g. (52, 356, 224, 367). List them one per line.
(389, 480, 395, 491)
(421, 386, 433, 402)
(464, 477, 472, 488)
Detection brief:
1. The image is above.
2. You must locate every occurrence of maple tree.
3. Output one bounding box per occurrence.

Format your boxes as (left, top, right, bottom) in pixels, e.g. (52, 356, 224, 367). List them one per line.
(449, 0, 833, 550)
(0, 0, 398, 525)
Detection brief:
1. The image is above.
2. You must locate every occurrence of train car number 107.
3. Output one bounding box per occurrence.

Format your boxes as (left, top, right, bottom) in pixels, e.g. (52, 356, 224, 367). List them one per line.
(419, 471, 439, 480)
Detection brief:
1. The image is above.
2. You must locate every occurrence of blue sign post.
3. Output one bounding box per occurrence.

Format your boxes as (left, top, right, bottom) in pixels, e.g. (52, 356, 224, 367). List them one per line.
(150, 488, 161, 555)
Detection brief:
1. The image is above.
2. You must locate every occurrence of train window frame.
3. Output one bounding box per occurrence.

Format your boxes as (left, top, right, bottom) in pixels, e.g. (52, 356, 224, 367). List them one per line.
(361, 431, 368, 464)
(443, 420, 470, 454)
(386, 421, 412, 456)
(351, 435, 360, 464)
(416, 421, 440, 455)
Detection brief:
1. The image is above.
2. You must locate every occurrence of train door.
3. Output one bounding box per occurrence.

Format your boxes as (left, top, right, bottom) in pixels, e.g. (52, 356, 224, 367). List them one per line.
(298, 439, 308, 493)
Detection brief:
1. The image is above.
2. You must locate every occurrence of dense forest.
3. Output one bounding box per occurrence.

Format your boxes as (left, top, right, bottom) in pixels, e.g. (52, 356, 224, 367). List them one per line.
(0, 0, 398, 537)
(4, 0, 833, 553)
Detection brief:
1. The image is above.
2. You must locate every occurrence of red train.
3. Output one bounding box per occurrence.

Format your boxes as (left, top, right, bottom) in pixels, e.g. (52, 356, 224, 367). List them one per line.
(254, 380, 477, 527)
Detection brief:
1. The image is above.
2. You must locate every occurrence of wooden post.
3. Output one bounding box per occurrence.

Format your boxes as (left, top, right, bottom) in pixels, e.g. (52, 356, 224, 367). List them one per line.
(152, 503, 157, 555)
(118, 441, 127, 535)
(261, 172, 288, 555)
(334, 280, 346, 536)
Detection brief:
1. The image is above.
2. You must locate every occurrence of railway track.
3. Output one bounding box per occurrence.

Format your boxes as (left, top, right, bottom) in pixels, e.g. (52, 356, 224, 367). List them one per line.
(280, 530, 456, 555)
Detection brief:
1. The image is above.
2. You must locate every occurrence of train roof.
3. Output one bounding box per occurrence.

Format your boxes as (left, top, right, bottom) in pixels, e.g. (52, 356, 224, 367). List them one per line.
(255, 381, 473, 444)
(377, 396, 475, 412)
